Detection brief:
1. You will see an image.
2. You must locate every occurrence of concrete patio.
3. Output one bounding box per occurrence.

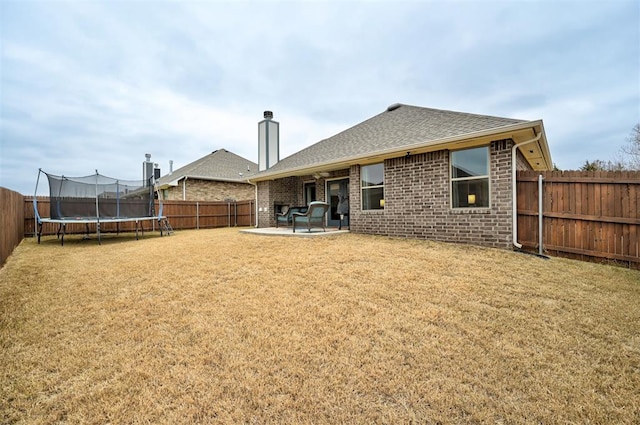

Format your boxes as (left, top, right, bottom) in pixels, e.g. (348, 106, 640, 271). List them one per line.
(240, 227, 349, 237)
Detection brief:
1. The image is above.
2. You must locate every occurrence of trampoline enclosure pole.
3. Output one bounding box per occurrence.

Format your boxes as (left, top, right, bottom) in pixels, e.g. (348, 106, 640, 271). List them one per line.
(94, 170, 100, 219)
(95, 170, 101, 243)
(116, 180, 120, 218)
(33, 169, 42, 237)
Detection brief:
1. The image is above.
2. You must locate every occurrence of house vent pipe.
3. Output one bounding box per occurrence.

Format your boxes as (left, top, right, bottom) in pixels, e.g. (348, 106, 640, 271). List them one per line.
(512, 133, 542, 249)
(169, 160, 173, 175)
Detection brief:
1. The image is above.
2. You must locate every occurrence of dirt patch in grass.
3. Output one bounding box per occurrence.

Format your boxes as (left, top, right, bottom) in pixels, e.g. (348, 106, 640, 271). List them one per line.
(1, 229, 639, 423)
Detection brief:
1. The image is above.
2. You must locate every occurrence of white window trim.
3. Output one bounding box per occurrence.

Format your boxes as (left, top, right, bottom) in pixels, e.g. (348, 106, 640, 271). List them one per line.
(361, 163, 385, 211)
(450, 146, 491, 209)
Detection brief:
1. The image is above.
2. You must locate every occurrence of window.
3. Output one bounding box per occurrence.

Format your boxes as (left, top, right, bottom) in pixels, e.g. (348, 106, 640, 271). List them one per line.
(451, 146, 490, 208)
(361, 163, 384, 210)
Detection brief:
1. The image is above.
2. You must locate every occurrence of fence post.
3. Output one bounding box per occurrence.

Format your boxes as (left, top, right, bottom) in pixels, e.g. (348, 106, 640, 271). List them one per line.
(538, 173, 544, 256)
(196, 202, 199, 230)
(34, 200, 37, 237)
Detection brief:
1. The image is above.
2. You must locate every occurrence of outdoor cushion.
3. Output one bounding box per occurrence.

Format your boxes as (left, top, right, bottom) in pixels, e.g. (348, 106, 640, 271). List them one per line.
(292, 201, 330, 233)
(276, 206, 307, 227)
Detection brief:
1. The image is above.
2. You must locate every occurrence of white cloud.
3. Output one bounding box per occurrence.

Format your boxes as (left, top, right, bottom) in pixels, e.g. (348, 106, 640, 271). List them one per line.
(1, 0, 638, 194)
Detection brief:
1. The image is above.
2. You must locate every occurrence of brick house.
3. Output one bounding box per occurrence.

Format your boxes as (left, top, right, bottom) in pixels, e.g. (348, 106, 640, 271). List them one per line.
(248, 104, 552, 249)
(156, 149, 257, 202)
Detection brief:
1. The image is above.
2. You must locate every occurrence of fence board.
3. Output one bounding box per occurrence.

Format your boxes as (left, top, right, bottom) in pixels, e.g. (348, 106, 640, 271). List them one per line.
(517, 170, 640, 268)
(1, 188, 25, 267)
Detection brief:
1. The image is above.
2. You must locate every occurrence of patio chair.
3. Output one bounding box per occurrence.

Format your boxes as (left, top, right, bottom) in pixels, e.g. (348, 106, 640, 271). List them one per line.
(292, 201, 330, 233)
(276, 205, 307, 228)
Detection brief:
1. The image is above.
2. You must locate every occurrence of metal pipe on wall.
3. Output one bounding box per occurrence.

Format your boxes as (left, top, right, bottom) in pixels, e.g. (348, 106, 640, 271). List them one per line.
(182, 177, 188, 201)
(539, 173, 544, 256)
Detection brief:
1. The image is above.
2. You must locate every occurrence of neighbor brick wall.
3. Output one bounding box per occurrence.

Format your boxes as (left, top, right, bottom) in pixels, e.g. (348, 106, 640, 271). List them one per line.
(349, 139, 517, 248)
(164, 179, 255, 202)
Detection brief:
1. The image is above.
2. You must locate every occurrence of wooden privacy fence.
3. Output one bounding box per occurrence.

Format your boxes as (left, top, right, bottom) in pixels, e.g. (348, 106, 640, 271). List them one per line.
(517, 171, 640, 268)
(159, 200, 255, 230)
(24, 199, 256, 237)
(1, 187, 25, 267)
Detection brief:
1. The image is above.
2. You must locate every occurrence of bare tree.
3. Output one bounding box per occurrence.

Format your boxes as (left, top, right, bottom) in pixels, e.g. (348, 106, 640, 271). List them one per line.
(579, 159, 626, 172)
(568, 124, 639, 171)
(620, 123, 640, 170)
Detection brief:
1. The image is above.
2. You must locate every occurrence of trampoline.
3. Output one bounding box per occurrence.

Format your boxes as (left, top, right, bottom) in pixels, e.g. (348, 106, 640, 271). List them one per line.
(33, 169, 168, 245)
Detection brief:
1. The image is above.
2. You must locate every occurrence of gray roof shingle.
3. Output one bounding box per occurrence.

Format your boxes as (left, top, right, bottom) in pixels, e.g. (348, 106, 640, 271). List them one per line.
(254, 104, 527, 176)
(157, 149, 257, 185)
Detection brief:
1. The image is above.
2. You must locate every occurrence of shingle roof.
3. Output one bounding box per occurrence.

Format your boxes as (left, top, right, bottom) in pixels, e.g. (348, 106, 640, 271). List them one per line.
(157, 149, 257, 185)
(253, 104, 532, 178)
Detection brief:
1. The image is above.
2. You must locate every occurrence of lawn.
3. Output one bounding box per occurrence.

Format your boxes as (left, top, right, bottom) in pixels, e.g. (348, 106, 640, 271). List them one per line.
(1, 228, 639, 424)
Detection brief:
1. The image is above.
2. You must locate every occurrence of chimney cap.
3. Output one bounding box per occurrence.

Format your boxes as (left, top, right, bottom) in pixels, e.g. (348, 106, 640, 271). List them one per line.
(263, 110, 273, 119)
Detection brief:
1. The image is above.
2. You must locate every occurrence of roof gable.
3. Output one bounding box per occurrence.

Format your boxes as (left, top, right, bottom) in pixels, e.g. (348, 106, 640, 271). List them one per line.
(157, 149, 257, 186)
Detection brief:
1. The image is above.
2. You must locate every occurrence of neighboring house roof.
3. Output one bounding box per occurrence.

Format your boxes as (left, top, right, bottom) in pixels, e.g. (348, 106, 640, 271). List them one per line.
(157, 149, 258, 188)
(250, 103, 551, 181)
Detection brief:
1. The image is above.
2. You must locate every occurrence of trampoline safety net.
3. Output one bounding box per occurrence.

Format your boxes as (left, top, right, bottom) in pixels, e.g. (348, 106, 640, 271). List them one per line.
(39, 170, 157, 219)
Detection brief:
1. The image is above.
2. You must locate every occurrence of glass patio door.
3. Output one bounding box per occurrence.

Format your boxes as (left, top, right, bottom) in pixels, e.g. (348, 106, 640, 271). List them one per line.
(327, 178, 349, 228)
(304, 182, 316, 205)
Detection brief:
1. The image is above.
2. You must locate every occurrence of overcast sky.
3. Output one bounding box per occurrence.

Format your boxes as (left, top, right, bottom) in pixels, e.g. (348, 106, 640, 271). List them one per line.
(1, 0, 638, 195)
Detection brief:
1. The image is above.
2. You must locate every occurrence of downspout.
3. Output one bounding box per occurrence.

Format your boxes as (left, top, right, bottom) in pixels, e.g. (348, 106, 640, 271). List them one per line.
(182, 177, 188, 201)
(247, 180, 258, 228)
(512, 133, 542, 249)
(538, 173, 544, 256)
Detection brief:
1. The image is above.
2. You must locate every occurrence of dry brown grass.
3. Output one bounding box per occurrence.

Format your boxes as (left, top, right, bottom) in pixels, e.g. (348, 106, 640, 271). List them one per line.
(1, 228, 639, 424)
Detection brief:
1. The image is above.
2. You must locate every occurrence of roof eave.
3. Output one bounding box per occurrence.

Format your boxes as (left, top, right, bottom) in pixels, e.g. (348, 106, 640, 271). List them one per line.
(156, 177, 182, 189)
(249, 120, 552, 182)
(157, 174, 255, 188)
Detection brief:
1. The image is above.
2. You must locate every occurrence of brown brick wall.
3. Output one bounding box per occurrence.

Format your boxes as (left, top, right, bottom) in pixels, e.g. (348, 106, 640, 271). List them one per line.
(256, 140, 520, 248)
(164, 179, 255, 202)
(256, 169, 350, 227)
(349, 139, 517, 248)
(257, 177, 300, 227)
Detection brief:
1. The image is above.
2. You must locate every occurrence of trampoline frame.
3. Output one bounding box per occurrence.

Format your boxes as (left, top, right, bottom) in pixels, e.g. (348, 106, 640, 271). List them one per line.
(33, 169, 167, 245)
